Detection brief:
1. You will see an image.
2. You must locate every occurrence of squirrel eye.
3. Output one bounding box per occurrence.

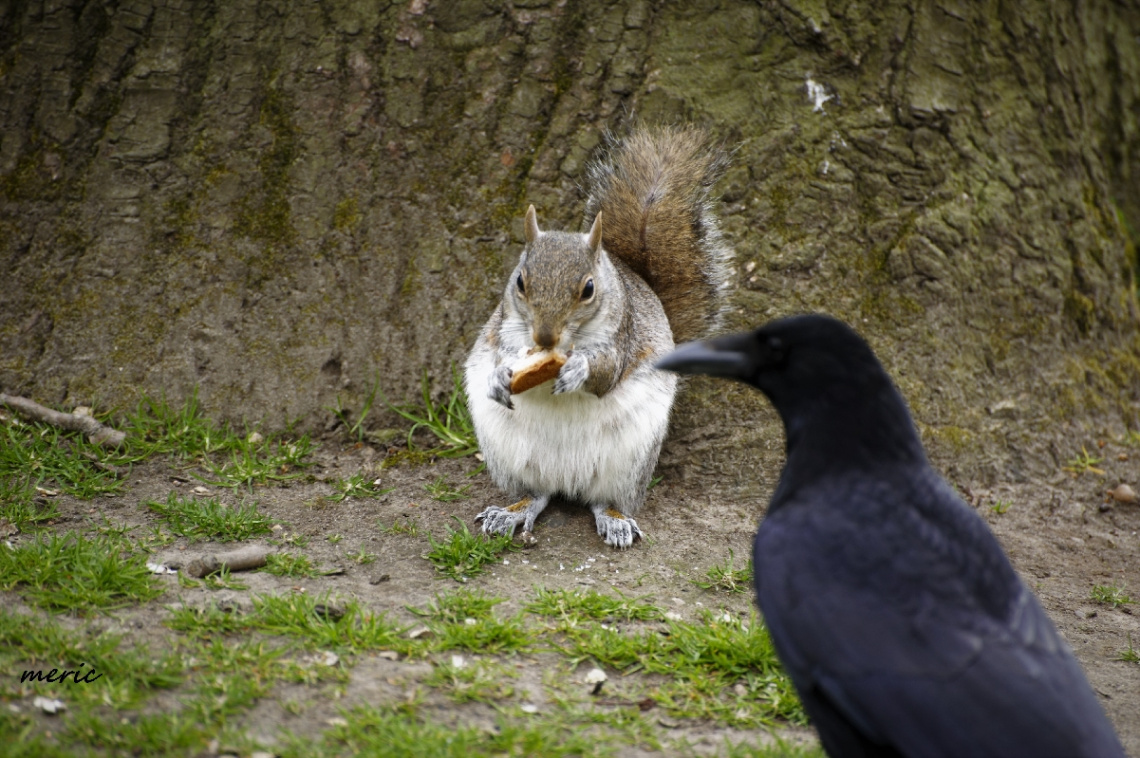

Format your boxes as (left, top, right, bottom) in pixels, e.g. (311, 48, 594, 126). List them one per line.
(581, 278, 594, 300)
(516, 274, 525, 295)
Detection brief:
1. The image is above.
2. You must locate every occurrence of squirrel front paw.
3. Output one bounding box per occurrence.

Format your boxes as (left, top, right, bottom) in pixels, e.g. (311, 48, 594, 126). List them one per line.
(488, 365, 514, 409)
(553, 352, 589, 395)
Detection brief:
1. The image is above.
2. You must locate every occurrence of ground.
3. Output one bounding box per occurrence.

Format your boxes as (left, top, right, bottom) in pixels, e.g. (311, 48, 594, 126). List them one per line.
(0, 400, 1137, 757)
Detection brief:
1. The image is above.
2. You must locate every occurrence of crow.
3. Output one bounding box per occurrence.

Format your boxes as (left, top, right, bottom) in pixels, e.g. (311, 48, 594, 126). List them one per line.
(656, 314, 1125, 758)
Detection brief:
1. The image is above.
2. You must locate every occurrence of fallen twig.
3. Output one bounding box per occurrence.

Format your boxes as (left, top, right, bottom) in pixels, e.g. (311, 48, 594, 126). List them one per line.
(0, 393, 126, 448)
(184, 544, 271, 578)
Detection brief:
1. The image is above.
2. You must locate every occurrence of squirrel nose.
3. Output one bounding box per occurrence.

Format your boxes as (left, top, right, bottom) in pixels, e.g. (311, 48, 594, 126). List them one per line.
(533, 327, 559, 349)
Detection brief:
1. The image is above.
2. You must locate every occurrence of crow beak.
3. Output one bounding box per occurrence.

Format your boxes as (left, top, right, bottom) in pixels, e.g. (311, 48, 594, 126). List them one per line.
(655, 335, 752, 378)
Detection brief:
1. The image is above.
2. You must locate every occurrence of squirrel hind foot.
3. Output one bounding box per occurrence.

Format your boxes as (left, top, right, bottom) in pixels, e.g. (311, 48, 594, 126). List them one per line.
(476, 495, 551, 538)
(591, 504, 643, 549)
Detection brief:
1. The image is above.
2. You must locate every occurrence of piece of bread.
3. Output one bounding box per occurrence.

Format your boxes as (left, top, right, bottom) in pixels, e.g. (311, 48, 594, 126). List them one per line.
(510, 350, 567, 394)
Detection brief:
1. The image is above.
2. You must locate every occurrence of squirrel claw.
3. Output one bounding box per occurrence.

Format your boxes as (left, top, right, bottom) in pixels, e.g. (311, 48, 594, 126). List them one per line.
(591, 505, 642, 549)
(476, 506, 520, 538)
(553, 353, 589, 395)
(489, 365, 514, 409)
(477, 495, 551, 539)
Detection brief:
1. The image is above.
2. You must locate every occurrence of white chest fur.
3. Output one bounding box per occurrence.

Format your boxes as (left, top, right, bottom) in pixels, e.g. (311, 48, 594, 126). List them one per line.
(465, 346, 676, 511)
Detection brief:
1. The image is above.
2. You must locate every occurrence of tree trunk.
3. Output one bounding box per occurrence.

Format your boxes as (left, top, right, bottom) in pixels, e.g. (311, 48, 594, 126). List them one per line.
(1, 0, 1137, 478)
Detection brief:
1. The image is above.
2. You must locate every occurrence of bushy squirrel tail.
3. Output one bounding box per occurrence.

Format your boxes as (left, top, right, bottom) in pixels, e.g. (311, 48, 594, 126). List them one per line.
(583, 126, 732, 344)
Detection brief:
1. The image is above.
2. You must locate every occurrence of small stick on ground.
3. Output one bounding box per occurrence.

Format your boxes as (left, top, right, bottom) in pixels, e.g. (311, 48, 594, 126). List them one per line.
(184, 545, 272, 578)
(0, 392, 126, 449)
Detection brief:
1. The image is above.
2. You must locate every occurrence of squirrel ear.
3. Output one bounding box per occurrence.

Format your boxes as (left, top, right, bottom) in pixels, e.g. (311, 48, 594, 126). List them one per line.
(587, 211, 603, 258)
(524, 205, 540, 244)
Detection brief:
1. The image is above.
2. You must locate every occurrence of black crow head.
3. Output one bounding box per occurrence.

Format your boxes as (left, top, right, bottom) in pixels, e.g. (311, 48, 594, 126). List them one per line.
(656, 314, 921, 466)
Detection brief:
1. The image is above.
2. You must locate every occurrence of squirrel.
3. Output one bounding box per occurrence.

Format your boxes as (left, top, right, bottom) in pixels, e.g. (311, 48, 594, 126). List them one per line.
(464, 126, 732, 548)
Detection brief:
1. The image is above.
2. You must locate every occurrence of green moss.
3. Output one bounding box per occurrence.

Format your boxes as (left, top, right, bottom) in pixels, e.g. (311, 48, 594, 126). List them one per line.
(767, 184, 790, 239)
(848, 215, 924, 323)
(1063, 290, 1096, 335)
(1104, 345, 1140, 391)
(333, 196, 361, 232)
(380, 449, 434, 469)
(162, 195, 200, 251)
(399, 258, 422, 301)
(0, 136, 64, 203)
(926, 425, 973, 451)
(233, 85, 299, 267)
(549, 3, 587, 97)
(1114, 203, 1138, 292)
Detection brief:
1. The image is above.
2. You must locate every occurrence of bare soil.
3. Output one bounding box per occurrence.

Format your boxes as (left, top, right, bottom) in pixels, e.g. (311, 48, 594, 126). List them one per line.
(6, 433, 1140, 756)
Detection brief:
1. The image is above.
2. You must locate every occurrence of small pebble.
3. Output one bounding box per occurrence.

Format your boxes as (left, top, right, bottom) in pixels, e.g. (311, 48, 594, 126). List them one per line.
(1106, 484, 1137, 504)
(33, 697, 65, 715)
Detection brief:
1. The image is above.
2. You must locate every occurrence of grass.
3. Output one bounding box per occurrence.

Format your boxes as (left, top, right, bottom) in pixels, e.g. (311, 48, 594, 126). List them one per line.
(525, 587, 662, 624)
(0, 610, 183, 708)
(1121, 633, 1140, 661)
(1120, 634, 1139, 664)
(0, 414, 132, 499)
(424, 518, 516, 581)
(0, 531, 165, 614)
(721, 737, 826, 757)
(1091, 584, 1133, 608)
(1064, 445, 1105, 476)
(168, 593, 413, 656)
(199, 434, 316, 488)
(62, 710, 211, 755)
(382, 516, 422, 536)
(384, 366, 479, 459)
(123, 389, 234, 458)
(990, 499, 1012, 515)
(557, 610, 805, 725)
(0, 391, 817, 755)
(278, 703, 617, 758)
(330, 473, 394, 501)
(1119, 430, 1140, 448)
(347, 547, 378, 565)
(423, 475, 472, 501)
(0, 475, 59, 528)
(197, 566, 250, 591)
(264, 552, 323, 578)
(409, 589, 532, 655)
(330, 376, 381, 443)
(693, 550, 754, 594)
(423, 655, 518, 703)
(123, 391, 318, 487)
(146, 491, 277, 541)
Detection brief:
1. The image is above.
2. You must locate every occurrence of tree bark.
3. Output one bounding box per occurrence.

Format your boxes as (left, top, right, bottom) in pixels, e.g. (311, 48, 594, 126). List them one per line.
(1, 0, 1137, 479)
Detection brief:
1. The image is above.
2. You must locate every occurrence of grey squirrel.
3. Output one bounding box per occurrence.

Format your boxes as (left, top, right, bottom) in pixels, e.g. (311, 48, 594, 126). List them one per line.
(464, 127, 732, 548)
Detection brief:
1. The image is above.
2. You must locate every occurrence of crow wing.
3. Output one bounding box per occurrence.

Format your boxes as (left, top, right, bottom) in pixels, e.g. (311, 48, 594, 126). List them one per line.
(754, 468, 1124, 758)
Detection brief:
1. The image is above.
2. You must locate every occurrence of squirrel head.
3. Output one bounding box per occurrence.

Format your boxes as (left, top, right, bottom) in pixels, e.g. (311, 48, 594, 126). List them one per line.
(507, 205, 608, 350)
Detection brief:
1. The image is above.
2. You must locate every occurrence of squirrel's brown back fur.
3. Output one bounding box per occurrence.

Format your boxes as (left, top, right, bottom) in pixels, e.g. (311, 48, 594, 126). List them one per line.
(583, 127, 731, 344)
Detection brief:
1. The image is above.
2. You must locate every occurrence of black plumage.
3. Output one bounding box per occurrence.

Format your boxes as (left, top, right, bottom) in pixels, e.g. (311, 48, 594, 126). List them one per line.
(656, 314, 1125, 758)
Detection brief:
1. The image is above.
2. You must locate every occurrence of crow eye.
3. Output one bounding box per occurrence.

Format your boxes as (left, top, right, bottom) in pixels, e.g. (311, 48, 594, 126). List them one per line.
(767, 336, 786, 361)
(581, 278, 594, 300)
(516, 274, 525, 295)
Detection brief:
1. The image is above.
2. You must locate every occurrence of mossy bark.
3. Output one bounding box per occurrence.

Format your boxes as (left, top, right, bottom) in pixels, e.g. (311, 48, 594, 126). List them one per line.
(1, 0, 1137, 481)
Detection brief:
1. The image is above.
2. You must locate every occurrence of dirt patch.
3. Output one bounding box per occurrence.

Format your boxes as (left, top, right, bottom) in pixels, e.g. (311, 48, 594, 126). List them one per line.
(3, 433, 1138, 756)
